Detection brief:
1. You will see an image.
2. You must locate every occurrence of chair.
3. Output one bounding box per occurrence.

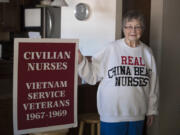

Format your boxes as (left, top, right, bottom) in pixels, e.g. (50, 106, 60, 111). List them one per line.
(78, 113, 100, 135)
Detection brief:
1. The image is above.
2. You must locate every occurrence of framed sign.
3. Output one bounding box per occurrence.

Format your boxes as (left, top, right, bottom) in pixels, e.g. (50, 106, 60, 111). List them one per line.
(13, 38, 78, 134)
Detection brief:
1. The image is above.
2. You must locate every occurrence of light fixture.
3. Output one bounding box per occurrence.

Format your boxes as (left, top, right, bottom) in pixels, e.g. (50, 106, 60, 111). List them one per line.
(40, 0, 52, 5)
(74, 3, 90, 21)
(0, 0, 9, 2)
(59, 0, 68, 6)
(40, 0, 68, 6)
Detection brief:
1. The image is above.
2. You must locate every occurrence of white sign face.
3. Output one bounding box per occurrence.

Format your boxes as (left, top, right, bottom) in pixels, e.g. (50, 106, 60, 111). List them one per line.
(13, 38, 79, 134)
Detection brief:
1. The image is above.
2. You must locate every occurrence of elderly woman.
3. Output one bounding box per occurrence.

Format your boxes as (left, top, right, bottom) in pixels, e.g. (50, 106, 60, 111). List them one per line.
(78, 10, 159, 135)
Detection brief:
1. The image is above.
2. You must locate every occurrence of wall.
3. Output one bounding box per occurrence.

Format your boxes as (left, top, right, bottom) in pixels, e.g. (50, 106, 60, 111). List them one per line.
(149, 0, 164, 135)
(150, 0, 163, 70)
(61, 0, 122, 56)
(159, 0, 180, 134)
(115, 0, 122, 40)
(150, 0, 180, 135)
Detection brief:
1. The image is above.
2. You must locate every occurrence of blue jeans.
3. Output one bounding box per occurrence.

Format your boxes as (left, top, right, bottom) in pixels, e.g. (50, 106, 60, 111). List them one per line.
(100, 121, 144, 135)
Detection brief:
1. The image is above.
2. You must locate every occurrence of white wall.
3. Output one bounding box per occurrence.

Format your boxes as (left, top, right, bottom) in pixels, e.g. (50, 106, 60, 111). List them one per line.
(61, 0, 122, 56)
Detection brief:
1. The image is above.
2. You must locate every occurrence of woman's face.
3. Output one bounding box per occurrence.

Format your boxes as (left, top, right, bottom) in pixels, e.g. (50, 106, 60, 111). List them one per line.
(123, 19, 143, 43)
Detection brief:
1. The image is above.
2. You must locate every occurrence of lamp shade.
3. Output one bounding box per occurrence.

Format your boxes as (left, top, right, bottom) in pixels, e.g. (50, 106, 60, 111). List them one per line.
(59, 0, 68, 6)
(0, 0, 9, 2)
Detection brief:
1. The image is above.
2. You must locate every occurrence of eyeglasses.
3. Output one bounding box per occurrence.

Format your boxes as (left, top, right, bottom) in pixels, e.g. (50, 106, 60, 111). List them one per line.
(124, 26, 142, 31)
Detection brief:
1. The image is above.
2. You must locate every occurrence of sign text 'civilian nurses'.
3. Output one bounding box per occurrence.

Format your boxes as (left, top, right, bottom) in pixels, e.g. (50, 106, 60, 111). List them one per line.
(23, 51, 71, 71)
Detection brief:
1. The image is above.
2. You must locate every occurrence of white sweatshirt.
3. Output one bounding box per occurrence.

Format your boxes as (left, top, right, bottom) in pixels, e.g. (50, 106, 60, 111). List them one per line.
(78, 38, 159, 122)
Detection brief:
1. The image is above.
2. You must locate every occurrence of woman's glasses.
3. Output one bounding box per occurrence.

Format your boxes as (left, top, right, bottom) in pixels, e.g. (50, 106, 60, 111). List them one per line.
(124, 26, 142, 31)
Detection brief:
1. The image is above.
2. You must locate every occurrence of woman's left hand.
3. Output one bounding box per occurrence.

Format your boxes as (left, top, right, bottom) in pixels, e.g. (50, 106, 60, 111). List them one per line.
(146, 115, 154, 127)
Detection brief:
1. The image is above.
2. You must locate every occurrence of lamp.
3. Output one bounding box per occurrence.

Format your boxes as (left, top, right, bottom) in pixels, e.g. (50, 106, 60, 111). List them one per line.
(0, 0, 9, 2)
(50, 0, 68, 7)
(59, 0, 68, 6)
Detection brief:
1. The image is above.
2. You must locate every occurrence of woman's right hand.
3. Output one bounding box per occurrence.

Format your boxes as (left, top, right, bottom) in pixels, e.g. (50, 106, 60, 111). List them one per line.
(78, 49, 83, 64)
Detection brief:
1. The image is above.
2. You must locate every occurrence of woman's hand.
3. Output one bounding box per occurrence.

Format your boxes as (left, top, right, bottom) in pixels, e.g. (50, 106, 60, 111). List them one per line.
(78, 49, 83, 64)
(146, 115, 154, 127)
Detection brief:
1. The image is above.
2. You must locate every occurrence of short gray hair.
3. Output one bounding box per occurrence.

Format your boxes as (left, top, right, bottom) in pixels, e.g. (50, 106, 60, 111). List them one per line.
(122, 10, 145, 30)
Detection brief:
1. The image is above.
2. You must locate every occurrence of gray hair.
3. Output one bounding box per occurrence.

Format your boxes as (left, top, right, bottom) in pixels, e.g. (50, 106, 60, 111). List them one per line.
(122, 10, 145, 30)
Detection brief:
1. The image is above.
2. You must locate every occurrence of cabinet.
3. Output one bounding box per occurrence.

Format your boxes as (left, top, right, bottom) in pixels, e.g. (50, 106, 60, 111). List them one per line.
(0, 96, 13, 134)
(0, 0, 20, 32)
(19, 0, 38, 6)
(0, 0, 39, 32)
(0, 60, 13, 95)
(0, 60, 13, 134)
